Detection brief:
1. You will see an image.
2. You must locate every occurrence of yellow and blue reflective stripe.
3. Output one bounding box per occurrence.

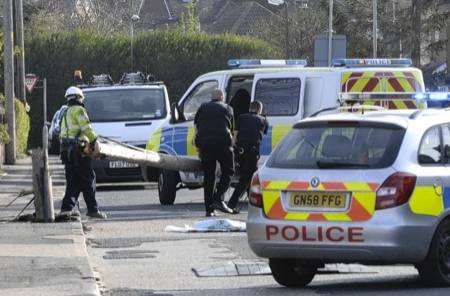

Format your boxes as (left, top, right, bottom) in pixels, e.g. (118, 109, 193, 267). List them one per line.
(148, 124, 291, 156)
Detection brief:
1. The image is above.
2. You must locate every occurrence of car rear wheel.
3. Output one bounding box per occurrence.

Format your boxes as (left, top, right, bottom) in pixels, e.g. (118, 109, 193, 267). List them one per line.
(417, 219, 450, 286)
(158, 169, 178, 205)
(269, 258, 317, 287)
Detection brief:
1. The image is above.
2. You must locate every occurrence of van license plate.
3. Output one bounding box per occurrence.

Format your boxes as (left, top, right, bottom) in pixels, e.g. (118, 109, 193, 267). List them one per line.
(289, 191, 349, 211)
(109, 160, 139, 169)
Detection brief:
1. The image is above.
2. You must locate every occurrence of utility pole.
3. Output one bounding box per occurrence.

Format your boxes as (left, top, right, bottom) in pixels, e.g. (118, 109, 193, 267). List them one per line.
(15, 0, 26, 103)
(284, 1, 289, 58)
(373, 0, 378, 58)
(328, 0, 333, 66)
(3, 0, 16, 164)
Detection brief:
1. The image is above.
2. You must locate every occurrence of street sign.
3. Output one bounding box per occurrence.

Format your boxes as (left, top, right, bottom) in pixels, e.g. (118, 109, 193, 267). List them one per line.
(25, 74, 38, 93)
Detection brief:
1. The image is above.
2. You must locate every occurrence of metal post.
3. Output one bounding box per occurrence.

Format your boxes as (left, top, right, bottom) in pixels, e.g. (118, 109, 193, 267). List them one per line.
(15, 0, 26, 102)
(373, 0, 378, 58)
(328, 0, 333, 66)
(131, 22, 134, 71)
(284, 1, 289, 58)
(43, 79, 47, 126)
(3, 0, 16, 164)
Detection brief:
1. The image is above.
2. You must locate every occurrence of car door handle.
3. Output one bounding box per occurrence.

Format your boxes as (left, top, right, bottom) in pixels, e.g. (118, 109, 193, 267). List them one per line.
(433, 180, 443, 196)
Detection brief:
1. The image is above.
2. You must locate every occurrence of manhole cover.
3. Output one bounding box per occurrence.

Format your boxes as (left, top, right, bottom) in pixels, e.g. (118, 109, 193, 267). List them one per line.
(103, 250, 159, 260)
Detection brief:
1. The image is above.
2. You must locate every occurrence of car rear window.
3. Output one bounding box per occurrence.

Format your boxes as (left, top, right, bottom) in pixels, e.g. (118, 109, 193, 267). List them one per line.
(254, 78, 301, 116)
(267, 121, 405, 169)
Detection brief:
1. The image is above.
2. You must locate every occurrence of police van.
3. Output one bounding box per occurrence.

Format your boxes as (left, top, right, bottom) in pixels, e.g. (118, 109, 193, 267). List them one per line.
(247, 107, 450, 287)
(81, 72, 170, 182)
(143, 59, 425, 204)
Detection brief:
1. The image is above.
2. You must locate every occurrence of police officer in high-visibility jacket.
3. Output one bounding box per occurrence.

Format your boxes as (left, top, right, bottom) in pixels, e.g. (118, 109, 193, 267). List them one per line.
(59, 86, 106, 219)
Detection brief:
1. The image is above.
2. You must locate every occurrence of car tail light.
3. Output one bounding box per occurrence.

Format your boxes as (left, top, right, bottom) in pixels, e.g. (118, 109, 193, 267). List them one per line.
(375, 172, 417, 210)
(249, 173, 263, 208)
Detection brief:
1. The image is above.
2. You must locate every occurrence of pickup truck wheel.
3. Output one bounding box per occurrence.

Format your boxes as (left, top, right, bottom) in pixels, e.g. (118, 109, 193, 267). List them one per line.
(417, 219, 450, 286)
(269, 258, 316, 287)
(158, 169, 178, 205)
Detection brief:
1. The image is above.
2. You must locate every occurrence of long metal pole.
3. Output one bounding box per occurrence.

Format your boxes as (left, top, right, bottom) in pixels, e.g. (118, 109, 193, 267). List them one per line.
(131, 22, 134, 71)
(15, 0, 26, 102)
(373, 0, 378, 58)
(328, 0, 333, 66)
(3, 0, 16, 164)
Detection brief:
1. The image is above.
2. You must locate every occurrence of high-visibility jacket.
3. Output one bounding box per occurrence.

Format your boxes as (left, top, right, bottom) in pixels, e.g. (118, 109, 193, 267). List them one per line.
(60, 104, 97, 143)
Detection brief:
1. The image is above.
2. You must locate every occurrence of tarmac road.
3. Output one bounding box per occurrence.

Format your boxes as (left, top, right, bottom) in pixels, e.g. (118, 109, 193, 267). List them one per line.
(82, 184, 450, 296)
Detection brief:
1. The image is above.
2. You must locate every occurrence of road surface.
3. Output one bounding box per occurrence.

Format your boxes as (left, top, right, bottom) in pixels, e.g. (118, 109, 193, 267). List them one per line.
(81, 184, 449, 296)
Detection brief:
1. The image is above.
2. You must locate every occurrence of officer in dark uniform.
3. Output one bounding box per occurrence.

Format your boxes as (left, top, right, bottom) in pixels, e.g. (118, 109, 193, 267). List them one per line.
(194, 89, 234, 217)
(228, 100, 268, 213)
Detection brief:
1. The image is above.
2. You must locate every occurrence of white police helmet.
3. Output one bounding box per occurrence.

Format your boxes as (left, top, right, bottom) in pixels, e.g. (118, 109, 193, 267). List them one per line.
(65, 86, 84, 101)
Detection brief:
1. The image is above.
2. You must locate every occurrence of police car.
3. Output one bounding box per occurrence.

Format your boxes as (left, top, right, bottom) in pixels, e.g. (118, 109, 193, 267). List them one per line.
(144, 58, 426, 205)
(246, 107, 450, 287)
(81, 72, 170, 182)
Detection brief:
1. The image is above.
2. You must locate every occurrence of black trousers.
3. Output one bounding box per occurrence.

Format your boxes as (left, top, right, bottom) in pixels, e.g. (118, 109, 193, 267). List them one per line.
(60, 147, 98, 213)
(199, 144, 234, 212)
(228, 146, 259, 209)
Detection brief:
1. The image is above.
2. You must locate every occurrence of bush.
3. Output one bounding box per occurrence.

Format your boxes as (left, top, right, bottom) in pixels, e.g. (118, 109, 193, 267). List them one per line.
(25, 30, 281, 148)
(15, 98, 30, 155)
(0, 94, 8, 144)
(0, 95, 30, 156)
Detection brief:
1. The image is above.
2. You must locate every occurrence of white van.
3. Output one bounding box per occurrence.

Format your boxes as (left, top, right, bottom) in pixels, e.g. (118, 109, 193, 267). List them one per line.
(142, 59, 425, 204)
(83, 73, 171, 182)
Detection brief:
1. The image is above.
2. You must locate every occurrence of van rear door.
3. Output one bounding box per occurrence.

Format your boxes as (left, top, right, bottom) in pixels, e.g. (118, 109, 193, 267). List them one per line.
(251, 72, 305, 156)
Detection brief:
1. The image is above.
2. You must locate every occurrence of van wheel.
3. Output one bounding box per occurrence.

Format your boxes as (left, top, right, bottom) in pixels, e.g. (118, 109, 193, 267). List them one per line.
(158, 169, 178, 205)
(417, 219, 450, 286)
(269, 258, 316, 287)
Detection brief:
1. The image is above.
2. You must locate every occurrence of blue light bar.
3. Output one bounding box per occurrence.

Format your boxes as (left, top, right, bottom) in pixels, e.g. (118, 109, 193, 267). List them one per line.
(228, 59, 307, 68)
(332, 58, 413, 68)
(414, 92, 450, 101)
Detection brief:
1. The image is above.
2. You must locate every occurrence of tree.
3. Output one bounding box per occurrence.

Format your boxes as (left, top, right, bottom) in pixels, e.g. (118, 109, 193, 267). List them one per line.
(179, 0, 201, 34)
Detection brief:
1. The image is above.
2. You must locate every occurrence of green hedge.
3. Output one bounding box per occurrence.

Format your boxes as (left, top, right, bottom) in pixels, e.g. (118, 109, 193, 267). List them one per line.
(15, 98, 30, 155)
(25, 30, 281, 148)
(0, 95, 30, 156)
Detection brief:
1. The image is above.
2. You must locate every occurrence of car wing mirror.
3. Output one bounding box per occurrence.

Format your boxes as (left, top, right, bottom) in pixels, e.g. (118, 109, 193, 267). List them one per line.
(170, 103, 180, 123)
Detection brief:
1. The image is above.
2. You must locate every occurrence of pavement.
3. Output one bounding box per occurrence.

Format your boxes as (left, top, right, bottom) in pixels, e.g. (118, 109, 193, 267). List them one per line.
(0, 155, 101, 296)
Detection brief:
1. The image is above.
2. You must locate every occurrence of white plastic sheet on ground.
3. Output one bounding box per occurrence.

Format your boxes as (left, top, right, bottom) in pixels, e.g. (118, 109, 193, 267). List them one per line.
(165, 219, 246, 233)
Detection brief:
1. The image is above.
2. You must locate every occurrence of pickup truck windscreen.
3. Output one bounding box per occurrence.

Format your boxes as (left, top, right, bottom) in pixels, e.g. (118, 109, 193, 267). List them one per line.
(84, 89, 166, 122)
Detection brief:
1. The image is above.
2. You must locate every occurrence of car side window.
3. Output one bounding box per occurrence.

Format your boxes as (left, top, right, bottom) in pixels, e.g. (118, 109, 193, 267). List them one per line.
(418, 127, 442, 165)
(182, 80, 219, 121)
(442, 124, 450, 164)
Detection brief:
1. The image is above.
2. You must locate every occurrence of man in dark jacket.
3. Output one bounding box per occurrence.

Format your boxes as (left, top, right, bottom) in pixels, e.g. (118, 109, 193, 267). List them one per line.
(228, 100, 268, 213)
(194, 89, 234, 216)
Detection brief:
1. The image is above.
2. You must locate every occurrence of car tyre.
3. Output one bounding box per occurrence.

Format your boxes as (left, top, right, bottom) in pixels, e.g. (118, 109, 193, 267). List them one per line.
(417, 218, 450, 286)
(269, 258, 317, 287)
(158, 169, 178, 205)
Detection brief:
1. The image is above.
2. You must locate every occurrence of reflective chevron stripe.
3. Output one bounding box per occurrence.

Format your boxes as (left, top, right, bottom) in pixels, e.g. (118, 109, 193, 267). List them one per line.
(262, 180, 379, 222)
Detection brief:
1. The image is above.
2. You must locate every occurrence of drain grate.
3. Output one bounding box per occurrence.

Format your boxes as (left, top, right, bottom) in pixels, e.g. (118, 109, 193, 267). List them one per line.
(193, 261, 376, 277)
(103, 250, 159, 260)
(103, 288, 173, 296)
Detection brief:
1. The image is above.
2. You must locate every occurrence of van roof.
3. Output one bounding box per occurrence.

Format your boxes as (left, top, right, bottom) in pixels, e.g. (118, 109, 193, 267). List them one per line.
(198, 66, 422, 79)
(82, 84, 165, 92)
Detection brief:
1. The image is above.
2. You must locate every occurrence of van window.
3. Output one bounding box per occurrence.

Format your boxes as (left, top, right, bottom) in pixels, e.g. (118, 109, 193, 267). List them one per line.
(418, 127, 442, 165)
(183, 80, 219, 120)
(254, 78, 301, 116)
(268, 122, 405, 169)
(84, 89, 166, 122)
(303, 77, 324, 117)
(443, 124, 450, 164)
